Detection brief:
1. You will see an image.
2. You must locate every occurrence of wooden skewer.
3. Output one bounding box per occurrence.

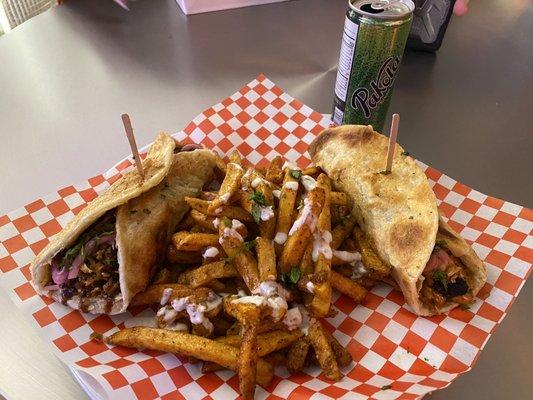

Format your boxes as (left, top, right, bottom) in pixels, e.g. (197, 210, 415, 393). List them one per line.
(121, 113, 145, 179)
(385, 113, 400, 173)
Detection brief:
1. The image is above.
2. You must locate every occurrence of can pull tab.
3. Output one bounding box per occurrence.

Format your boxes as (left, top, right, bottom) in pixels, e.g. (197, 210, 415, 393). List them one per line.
(364, 0, 405, 13)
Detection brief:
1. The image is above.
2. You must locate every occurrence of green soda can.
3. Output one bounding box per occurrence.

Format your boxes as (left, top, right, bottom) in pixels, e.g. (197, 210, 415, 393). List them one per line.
(332, 0, 415, 132)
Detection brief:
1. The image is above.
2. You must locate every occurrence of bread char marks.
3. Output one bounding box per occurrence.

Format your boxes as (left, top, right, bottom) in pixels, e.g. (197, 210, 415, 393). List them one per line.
(308, 125, 373, 158)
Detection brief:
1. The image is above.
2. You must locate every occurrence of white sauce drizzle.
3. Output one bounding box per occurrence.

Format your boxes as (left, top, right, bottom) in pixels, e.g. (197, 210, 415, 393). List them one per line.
(219, 192, 231, 204)
(203, 246, 220, 259)
(160, 288, 173, 305)
(272, 189, 281, 199)
(288, 197, 317, 236)
(274, 232, 288, 245)
(219, 227, 244, 245)
(312, 230, 333, 262)
(306, 281, 315, 294)
(260, 205, 274, 221)
(124, 316, 158, 329)
(351, 261, 368, 279)
(283, 307, 303, 330)
(283, 181, 299, 191)
(213, 218, 220, 228)
(301, 175, 317, 192)
(333, 250, 361, 264)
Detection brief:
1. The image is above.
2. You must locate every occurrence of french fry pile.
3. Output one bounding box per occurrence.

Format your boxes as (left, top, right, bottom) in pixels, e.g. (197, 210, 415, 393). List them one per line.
(106, 152, 384, 399)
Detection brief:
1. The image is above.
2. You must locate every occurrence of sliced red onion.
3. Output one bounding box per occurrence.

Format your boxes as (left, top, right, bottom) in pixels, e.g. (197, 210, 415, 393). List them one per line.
(51, 258, 69, 285)
(97, 234, 116, 246)
(67, 253, 84, 280)
(43, 284, 59, 291)
(424, 249, 450, 273)
(66, 234, 117, 281)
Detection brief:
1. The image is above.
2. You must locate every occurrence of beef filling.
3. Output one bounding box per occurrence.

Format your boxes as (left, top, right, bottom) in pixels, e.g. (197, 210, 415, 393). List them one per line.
(46, 212, 120, 312)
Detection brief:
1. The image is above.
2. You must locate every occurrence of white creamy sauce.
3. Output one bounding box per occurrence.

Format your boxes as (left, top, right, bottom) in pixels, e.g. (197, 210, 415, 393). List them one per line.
(272, 189, 281, 199)
(233, 281, 289, 322)
(232, 219, 244, 229)
(219, 192, 231, 204)
(215, 207, 223, 215)
(312, 230, 333, 262)
(166, 322, 188, 331)
(213, 218, 220, 228)
(124, 316, 159, 329)
(283, 161, 296, 170)
(203, 246, 220, 259)
(333, 250, 361, 264)
(229, 162, 243, 171)
(351, 261, 368, 279)
(288, 197, 317, 236)
(306, 281, 315, 294)
(168, 295, 221, 333)
(260, 205, 274, 221)
(283, 307, 303, 330)
(283, 181, 299, 191)
(219, 227, 244, 245)
(274, 232, 288, 245)
(160, 288, 173, 305)
(232, 295, 266, 306)
(241, 169, 254, 190)
(301, 175, 317, 192)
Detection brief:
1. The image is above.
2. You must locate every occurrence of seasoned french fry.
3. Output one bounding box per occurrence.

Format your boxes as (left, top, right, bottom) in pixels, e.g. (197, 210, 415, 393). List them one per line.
(308, 320, 342, 381)
(300, 243, 314, 275)
(310, 175, 332, 317)
(179, 261, 238, 288)
(172, 231, 219, 251)
(287, 336, 310, 373)
(152, 268, 172, 285)
(208, 162, 244, 214)
(331, 215, 356, 250)
(325, 331, 353, 368)
(217, 329, 303, 356)
(229, 150, 242, 165)
(279, 186, 325, 273)
(176, 212, 196, 231)
(190, 209, 217, 232)
(255, 237, 277, 281)
(266, 156, 284, 184)
(353, 226, 391, 277)
(330, 192, 349, 206)
(167, 245, 202, 264)
(258, 182, 277, 239)
(239, 324, 258, 400)
(302, 166, 322, 176)
(275, 169, 300, 249)
(130, 283, 198, 306)
(264, 351, 287, 367)
(218, 219, 259, 291)
(213, 152, 228, 175)
(106, 328, 273, 387)
(212, 317, 233, 336)
(223, 296, 262, 326)
(186, 197, 253, 222)
(237, 189, 254, 214)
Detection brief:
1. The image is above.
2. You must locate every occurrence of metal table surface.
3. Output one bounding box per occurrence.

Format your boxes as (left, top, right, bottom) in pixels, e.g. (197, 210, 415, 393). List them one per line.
(0, 0, 531, 399)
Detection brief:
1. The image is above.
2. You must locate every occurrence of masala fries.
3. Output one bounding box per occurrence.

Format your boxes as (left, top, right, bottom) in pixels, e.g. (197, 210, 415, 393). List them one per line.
(104, 152, 384, 399)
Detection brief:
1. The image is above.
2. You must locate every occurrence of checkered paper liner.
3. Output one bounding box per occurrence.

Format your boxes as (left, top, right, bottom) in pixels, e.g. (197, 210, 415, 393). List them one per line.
(1, 75, 532, 400)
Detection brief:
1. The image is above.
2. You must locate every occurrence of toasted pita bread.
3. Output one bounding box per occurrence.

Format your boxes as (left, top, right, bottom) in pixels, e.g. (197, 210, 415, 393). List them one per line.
(310, 125, 485, 316)
(31, 134, 217, 314)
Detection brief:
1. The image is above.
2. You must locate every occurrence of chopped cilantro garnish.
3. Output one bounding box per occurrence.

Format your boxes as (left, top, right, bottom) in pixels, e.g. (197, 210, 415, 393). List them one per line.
(423, 357, 430, 362)
(64, 241, 83, 262)
(401, 151, 410, 156)
(281, 267, 301, 286)
(250, 191, 267, 206)
(222, 216, 232, 228)
(297, 199, 304, 210)
(381, 385, 392, 391)
(251, 203, 262, 224)
(379, 170, 391, 175)
(409, 216, 414, 220)
(432, 270, 448, 291)
(460, 304, 471, 311)
(242, 241, 255, 251)
(290, 169, 302, 180)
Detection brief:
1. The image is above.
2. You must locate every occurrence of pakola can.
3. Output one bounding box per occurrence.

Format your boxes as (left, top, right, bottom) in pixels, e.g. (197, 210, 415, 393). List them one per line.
(332, 0, 414, 132)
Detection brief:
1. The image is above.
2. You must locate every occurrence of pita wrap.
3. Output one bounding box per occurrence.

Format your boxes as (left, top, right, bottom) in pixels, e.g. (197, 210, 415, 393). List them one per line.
(310, 125, 485, 316)
(31, 134, 217, 314)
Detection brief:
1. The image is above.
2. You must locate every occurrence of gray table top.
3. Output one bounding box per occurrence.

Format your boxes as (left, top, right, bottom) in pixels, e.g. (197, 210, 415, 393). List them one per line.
(0, 0, 531, 399)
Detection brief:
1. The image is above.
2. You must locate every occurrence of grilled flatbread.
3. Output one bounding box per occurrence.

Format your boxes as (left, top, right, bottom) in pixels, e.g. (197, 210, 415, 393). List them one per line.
(31, 134, 217, 314)
(310, 125, 485, 316)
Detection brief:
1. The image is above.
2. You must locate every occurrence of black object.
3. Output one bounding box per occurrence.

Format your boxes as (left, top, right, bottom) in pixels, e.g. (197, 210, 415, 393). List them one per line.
(407, 0, 456, 52)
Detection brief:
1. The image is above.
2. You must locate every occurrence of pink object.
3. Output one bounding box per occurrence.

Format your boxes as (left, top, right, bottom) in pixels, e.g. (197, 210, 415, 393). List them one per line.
(454, 0, 469, 16)
(176, 0, 289, 15)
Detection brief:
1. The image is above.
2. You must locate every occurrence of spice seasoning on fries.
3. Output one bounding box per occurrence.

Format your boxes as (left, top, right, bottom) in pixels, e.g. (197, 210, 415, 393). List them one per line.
(104, 151, 384, 399)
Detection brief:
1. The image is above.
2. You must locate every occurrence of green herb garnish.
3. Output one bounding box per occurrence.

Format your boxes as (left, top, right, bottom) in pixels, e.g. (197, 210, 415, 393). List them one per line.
(460, 304, 471, 311)
(423, 357, 430, 362)
(401, 151, 410, 156)
(432, 270, 448, 291)
(381, 385, 392, 391)
(222, 216, 232, 228)
(251, 203, 262, 224)
(409, 216, 414, 220)
(250, 190, 267, 206)
(281, 267, 301, 286)
(297, 199, 304, 210)
(242, 241, 255, 251)
(64, 241, 83, 262)
(379, 170, 391, 175)
(290, 169, 302, 180)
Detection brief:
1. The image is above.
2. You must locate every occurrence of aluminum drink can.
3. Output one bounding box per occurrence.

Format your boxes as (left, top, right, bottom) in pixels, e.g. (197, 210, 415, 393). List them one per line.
(332, 0, 415, 132)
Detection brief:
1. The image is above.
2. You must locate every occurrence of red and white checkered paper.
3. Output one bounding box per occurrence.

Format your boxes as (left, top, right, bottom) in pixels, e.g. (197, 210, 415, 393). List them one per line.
(1, 75, 532, 400)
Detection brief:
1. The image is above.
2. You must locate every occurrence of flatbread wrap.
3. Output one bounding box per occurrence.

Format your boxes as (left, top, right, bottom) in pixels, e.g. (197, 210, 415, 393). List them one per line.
(31, 133, 217, 314)
(309, 125, 486, 316)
